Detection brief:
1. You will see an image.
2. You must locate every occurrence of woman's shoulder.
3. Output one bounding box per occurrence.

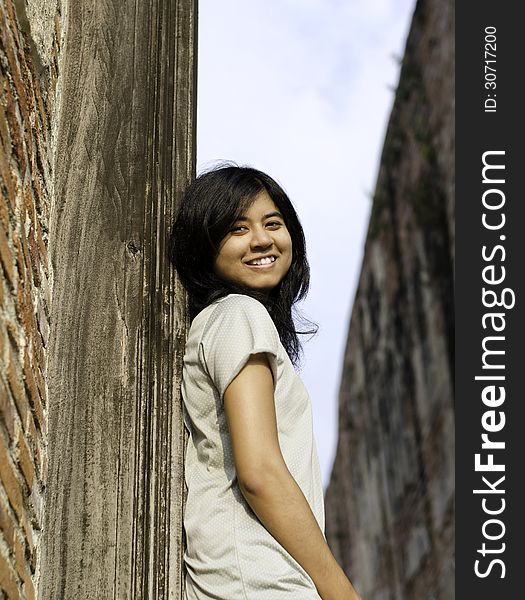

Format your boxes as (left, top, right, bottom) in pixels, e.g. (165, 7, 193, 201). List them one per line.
(205, 293, 273, 329)
(196, 293, 268, 320)
(188, 294, 272, 338)
(213, 293, 267, 311)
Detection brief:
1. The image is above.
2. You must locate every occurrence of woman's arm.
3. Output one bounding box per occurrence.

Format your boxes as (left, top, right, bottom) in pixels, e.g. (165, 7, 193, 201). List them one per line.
(223, 353, 361, 600)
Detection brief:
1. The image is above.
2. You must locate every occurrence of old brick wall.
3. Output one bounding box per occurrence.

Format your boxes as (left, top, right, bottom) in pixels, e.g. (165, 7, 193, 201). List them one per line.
(324, 0, 454, 598)
(0, 0, 64, 597)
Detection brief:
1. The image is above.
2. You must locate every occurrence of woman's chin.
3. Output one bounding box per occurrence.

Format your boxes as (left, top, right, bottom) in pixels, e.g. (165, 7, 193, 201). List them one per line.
(240, 277, 278, 293)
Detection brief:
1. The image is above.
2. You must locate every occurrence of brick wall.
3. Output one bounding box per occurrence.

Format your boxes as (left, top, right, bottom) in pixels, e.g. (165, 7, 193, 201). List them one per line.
(0, 1, 63, 597)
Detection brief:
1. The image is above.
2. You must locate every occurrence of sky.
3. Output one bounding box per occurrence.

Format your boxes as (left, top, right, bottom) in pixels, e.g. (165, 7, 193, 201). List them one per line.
(197, 0, 416, 487)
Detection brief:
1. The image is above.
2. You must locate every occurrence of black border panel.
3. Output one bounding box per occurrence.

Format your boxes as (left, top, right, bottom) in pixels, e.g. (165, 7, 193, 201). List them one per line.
(456, 2, 523, 596)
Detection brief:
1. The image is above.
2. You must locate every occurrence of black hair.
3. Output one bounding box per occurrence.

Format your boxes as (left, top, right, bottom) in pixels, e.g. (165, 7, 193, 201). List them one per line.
(168, 163, 317, 366)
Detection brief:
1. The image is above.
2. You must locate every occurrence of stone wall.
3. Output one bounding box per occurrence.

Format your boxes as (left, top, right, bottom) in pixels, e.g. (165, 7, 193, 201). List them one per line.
(0, 0, 64, 597)
(324, 0, 454, 598)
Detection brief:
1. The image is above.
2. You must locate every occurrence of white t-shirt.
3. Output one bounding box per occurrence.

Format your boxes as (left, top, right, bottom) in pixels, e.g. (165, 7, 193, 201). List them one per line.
(182, 293, 324, 599)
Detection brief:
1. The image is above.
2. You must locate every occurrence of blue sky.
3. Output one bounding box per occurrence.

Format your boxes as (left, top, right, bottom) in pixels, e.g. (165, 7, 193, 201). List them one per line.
(197, 0, 416, 487)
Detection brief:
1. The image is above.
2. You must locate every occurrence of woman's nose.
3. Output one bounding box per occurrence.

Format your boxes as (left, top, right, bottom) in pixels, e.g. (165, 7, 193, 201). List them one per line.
(250, 226, 272, 247)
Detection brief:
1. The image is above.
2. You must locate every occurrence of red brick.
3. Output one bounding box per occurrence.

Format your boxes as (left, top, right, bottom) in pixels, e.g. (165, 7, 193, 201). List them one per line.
(4, 315, 18, 344)
(0, 375, 17, 440)
(2, 6, 30, 128)
(15, 281, 33, 337)
(6, 354, 29, 426)
(0, 106, 18, 218)
(21, 352, 38, 407)
(0, 548, 20, 599)
(22, 184, 35, 227)
(0, 101, 11, 146)
(3, 89, 27, 181)
(1, 79, 22, 152)
(29, 149, 42, 192)
(28, 351, 45, 411)
(0, 435, 24, 522)
(20, 236, 35, 293)
(24, 415, 42, 480)
(19, 52, 36, 117)
(0, 142, 14, 196)
(3, 0, 23, 51)
(23, 576, 36, 600)
(5, 320, 21, 356)
(0, 446, 34, 558)
(16, 430, 35, 491)
(0, 144, 16, 221)
(22, 352, 46, 437)
(14, 532, 34, 596)
(0, 488, 16, 547)
(0, 219, 16, 286)
(30, 328, 45, 380)
(0, 175, 11, 232)
(16, 283, 39, 344)
(27, 229, 41, 286)
(12, 227, 32, 290)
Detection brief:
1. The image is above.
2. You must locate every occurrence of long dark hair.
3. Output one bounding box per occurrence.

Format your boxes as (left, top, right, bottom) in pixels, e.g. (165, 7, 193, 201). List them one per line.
(168, 164, 317, 366)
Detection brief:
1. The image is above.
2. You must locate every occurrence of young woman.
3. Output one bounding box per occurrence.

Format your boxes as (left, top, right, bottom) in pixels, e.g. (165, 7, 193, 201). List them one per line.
(169, 165, 361, 600)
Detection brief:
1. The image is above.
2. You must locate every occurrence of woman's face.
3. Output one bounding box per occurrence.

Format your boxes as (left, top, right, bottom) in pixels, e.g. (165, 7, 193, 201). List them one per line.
(213, 190, 293, 293)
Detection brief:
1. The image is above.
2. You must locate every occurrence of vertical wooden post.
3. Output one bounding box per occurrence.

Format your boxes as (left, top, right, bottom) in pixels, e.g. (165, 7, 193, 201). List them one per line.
(41, 0, 197, 597)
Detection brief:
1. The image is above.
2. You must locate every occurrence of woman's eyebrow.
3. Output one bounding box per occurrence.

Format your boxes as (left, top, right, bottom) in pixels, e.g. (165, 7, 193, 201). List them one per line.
(235, 211, 284, 221)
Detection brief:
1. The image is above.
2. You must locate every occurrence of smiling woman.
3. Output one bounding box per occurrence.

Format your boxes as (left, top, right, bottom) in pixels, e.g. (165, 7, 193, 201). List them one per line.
(168, 165, 361, 599)
(169, 164, 313, 365)
(213, 190, 293, 293)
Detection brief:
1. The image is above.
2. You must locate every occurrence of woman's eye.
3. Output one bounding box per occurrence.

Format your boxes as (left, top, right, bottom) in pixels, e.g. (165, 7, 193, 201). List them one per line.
(230, 221, 283, 233)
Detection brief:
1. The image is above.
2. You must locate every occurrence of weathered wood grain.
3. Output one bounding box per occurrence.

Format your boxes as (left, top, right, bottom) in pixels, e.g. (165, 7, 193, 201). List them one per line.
(41, 1, 197, 597)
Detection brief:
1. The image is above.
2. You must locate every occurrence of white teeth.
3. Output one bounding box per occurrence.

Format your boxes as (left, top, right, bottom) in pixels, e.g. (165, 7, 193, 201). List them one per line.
(248, 256, 276, 266)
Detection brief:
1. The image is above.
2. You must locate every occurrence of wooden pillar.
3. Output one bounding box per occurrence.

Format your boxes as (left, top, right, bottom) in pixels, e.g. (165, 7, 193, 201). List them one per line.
(41, 0, 197, 597)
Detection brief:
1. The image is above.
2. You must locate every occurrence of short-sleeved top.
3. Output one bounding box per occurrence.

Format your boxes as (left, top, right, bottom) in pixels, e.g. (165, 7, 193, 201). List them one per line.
(181, 293, 324, 599)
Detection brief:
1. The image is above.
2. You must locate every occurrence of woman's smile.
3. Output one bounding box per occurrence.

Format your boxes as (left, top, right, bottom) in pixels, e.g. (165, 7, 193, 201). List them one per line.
(213, 190, 293, 292)
(245, 255, 277, 269)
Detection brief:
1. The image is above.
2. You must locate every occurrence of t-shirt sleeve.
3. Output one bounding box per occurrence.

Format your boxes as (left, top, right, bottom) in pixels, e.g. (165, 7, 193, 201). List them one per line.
(199, 295, 280, 401)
